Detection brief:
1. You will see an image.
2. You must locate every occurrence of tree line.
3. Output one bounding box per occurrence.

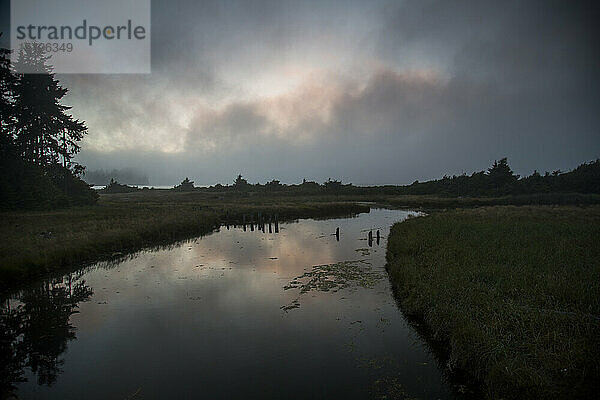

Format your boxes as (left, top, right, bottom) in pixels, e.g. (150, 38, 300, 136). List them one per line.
(0, 42, 97, 209)
(108, 158, 600, 197)
(396, 158, 600, 197)
(214, 159, 600, 196)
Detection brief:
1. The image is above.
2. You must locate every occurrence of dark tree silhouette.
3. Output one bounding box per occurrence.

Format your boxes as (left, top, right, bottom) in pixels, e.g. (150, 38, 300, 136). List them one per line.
(197, 158, 599, 198)
(264, 179, 283, 190)
(0, 47, 16, 150)
(0, 43, 97, 209)
(323, 178, 343, 193)
(233, 174, 250, 191)
(487, 157, 518, 195)
(12, 44, 87, 171)
(173, 177, 195, 192)
(100, 178, 140, 194)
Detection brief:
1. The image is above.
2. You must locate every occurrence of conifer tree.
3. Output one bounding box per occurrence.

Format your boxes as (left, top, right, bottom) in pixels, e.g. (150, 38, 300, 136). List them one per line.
(0, 43, 16, 152)
(0, 42, 97, 209)
(12, 43, 87, 174)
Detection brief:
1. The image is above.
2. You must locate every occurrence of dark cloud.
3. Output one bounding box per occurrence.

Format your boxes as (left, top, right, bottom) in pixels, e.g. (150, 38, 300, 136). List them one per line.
(2, 0, 598, 184)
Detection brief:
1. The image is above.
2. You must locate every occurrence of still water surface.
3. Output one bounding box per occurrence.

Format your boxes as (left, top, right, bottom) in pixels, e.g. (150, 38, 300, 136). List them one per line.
(4, 209, 460, 399)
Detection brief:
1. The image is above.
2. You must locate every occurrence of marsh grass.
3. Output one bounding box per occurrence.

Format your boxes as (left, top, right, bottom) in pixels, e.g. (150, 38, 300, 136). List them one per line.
(386, 193, 600, 209)
(0, 192, 369, 288)
(385, 206, 600, 398)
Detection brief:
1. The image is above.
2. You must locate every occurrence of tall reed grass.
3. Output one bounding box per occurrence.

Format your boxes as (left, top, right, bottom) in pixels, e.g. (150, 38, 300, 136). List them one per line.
(386, 206, 600, 398)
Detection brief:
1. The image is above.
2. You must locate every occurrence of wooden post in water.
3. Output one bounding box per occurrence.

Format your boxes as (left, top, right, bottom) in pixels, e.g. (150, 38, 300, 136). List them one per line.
(368, 230, 373, 247)
(336, 227, 340, 241)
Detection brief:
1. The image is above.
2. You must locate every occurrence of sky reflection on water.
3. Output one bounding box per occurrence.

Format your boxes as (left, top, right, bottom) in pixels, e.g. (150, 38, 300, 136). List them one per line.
(4, 209, 460, 399)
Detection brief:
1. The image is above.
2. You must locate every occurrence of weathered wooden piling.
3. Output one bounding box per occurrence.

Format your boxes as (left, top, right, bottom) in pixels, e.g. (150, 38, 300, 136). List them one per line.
(336, 227, 340, 241)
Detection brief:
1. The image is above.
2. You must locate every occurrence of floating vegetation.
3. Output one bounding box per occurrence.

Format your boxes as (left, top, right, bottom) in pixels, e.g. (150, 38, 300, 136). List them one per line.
(355, 248, 370, 256)
(281, 260, 384, 311)
(280, 299, 300, 311)
(283, 260, 382, 294)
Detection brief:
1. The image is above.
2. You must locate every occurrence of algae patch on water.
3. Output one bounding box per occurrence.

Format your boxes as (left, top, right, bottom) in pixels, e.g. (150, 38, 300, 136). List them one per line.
(281, 260, 384, 311)
(355, 248, 371, 256)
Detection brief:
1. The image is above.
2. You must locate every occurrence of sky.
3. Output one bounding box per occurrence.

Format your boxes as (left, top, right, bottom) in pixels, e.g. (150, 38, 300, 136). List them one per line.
(1, 0, 599, 185)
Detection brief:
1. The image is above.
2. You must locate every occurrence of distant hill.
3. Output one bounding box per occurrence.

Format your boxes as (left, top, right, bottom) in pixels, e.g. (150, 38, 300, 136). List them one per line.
(84, 168, 149, 186)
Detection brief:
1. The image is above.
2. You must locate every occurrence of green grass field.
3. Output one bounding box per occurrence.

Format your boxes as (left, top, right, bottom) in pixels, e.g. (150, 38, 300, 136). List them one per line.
(386, 206, 600, 398)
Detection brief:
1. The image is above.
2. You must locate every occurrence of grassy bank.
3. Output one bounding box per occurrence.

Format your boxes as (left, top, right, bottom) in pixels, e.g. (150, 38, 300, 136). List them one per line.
(3, 190, 598, 291)
(385, 206, 600, 398)
(386, 192, 600, 209)
(0, 192, 368, 289)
